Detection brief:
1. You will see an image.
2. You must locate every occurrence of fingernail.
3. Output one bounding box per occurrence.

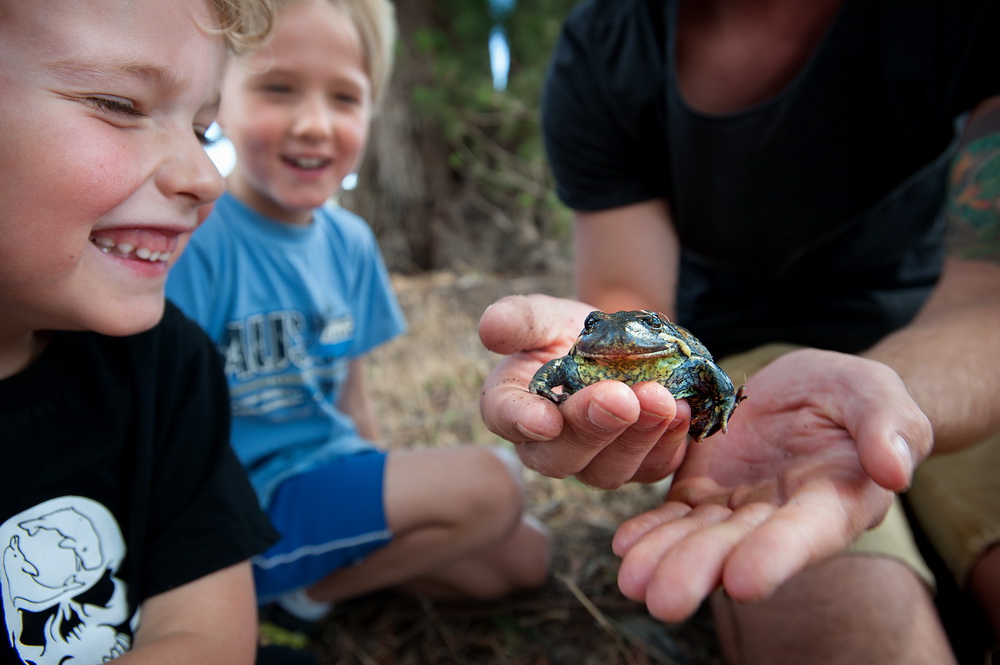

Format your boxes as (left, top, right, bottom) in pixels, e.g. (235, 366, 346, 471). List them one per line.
(892, 435, 914, 469)
(588, 401, 627, 431)
(514, 421, 549, 442)
(634, 409, 667, 432)
(664, 417, 685, 433)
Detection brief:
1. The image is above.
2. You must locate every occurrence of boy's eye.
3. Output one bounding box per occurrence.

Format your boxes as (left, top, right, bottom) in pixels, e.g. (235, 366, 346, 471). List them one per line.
(85, 95, 147, 118)
(261, 83, 293, 95)
(334, 93, 361, 106)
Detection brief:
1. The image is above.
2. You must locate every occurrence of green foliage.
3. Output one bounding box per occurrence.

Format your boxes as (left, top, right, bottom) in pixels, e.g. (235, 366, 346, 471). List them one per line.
(410, 0, 578, 242)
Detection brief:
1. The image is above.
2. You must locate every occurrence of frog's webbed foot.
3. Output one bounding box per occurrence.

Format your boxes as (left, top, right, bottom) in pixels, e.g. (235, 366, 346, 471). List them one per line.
(669, 359, 746, 442)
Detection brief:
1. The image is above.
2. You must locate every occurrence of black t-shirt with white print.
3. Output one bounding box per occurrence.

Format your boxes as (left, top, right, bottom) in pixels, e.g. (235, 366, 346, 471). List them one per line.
(0, 301, 277, 665)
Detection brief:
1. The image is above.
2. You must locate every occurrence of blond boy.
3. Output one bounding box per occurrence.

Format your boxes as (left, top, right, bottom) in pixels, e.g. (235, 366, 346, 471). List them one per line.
(168, 0, 551, 639)
(0, 1, 278, 662)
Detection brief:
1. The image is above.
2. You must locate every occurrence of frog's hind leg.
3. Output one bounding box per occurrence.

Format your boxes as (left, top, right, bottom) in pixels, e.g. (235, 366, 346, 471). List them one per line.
(667, 358, 736, 441)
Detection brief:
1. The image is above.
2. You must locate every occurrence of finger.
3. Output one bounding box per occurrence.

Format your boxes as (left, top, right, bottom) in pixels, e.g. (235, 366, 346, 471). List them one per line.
(478, 294, 590, 355)
(820, 352, 932, 491)
(613, 502, 694, 557)
(627, 504, 775, 623)
(616, 503, 732, 602)
(721, 487, 892, 602)
(480, 368, 567, 443)
(853, 405, 930, 492)
(516, 381, 642, 480)
(576, 382, 681, 488)
(630, 398, 692, 484)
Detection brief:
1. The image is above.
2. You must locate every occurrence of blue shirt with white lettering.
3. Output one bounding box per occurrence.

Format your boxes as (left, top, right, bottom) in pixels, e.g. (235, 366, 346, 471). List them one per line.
(167, 193, 406, 506)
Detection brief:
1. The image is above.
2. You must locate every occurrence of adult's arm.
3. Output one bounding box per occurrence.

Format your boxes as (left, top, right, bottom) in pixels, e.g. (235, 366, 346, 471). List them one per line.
(864, 258, 1000, 454)
(864, 97, 1000, 453)
(573, 198, 680, 316)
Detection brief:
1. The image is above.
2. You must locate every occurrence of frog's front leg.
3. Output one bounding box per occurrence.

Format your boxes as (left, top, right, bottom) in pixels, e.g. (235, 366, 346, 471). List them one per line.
(529, 356, 584, 404)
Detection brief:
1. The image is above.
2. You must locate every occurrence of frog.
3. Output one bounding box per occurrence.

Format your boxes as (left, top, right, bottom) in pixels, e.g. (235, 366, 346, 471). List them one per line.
(529, 310, 746, 442)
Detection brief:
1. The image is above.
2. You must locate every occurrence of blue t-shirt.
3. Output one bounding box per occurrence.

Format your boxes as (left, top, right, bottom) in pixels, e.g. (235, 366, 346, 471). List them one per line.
(167, 193, 406, 506)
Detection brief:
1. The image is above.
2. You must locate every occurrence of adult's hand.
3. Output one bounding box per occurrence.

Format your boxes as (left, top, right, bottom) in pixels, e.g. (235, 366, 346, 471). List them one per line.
(613, 348, 932, 622)
(479, 294, 690, 488)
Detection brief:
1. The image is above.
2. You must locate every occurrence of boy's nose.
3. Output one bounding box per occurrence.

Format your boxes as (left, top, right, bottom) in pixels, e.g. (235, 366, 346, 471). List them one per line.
(292, 96, 334, 140)
(157, 136, 226, 207)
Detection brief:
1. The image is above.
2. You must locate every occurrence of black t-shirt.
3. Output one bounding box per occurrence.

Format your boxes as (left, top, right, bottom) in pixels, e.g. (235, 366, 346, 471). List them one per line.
(543, 0, 1000, 357)
(0, 302, 278, 664)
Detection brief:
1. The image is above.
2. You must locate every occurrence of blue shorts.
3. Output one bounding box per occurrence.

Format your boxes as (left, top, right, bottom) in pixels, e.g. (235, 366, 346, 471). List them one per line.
(252, 450, 392, 603)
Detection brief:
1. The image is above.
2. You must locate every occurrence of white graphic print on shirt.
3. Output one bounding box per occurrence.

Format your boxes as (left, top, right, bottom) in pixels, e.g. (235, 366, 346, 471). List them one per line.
(222, 309, 354, 419)
(1, 496, 135, 664)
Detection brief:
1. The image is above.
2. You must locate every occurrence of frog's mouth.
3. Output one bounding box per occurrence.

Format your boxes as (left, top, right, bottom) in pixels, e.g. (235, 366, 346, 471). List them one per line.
(578, 349, 675, 361)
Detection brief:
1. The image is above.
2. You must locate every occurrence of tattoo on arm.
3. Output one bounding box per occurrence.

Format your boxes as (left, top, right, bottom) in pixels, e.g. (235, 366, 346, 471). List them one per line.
(946, 132, 1000, 261)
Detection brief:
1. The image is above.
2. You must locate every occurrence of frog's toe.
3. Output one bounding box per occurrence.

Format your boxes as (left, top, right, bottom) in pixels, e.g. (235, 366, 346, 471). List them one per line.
(530, 386, 565, 405)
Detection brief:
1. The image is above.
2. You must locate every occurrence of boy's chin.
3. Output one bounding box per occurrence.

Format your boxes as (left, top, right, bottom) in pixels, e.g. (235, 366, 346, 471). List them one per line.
(88, 298, 167, 337)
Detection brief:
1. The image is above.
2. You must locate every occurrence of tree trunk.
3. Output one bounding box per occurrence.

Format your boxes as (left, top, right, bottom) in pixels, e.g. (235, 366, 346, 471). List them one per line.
(341, 0, 454, 272)
(341, 0, 572, 275)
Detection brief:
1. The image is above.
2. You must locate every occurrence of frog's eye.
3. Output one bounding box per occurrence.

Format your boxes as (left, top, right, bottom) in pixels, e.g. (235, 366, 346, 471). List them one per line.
(640, 312, 664, 329)
(582, 312, 600, 332)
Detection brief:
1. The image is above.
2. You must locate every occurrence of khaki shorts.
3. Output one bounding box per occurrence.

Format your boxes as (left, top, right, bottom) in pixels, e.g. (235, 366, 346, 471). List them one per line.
(719, 343, 1000, 588)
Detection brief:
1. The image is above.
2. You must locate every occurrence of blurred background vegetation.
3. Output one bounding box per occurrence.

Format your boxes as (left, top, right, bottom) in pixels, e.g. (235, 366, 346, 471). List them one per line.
(341, 0, 580, 274)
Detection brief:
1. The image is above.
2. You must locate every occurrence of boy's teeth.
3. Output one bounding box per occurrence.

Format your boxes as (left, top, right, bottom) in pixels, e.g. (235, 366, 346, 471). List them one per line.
(90, 236, 171, 263)
(291, 157, 325, 169)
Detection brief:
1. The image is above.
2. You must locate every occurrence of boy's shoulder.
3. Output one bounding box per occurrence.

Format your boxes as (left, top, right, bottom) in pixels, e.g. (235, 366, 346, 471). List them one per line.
(315, 201, 372, 231)
(313, 202, 380, 248)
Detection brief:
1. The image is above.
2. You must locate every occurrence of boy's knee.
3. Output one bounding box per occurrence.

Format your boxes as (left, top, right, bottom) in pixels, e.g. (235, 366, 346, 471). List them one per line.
(516, 514, 553, 589)
(459, 446, 527, 531)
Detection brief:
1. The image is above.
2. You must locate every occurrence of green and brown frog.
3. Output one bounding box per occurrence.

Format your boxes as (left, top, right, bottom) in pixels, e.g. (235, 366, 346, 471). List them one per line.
(529, 310, 746, 442)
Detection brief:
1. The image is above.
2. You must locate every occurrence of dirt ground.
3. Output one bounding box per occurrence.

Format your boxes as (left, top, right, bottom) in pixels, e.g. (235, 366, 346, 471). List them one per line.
(308, 270, 725, 665)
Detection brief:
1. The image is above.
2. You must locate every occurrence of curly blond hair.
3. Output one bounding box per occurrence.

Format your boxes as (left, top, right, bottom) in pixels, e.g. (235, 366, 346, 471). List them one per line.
(212, 0, 275, 52)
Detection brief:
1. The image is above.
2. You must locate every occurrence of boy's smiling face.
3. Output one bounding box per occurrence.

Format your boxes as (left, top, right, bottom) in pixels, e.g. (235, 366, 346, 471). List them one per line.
(0, 0, 227, 345)
(219, 0, 373, 225)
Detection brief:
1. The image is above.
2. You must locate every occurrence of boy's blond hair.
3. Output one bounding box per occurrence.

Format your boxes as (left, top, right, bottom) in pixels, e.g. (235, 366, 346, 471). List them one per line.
(275, 0, 397, 107)
(213, 0, 274, 52)
(0, 0, 272, 52)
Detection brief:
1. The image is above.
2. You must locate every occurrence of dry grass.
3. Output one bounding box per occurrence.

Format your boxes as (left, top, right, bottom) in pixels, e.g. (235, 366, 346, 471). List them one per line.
(308, 270, 723, 665)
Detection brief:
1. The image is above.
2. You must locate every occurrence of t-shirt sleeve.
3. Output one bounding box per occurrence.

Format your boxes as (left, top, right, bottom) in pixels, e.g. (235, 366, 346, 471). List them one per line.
(948, 1, 1000, 113)
(140, 304, 278, 599)
(541, 0, 670, 211)
(328, 206, 406, 358)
